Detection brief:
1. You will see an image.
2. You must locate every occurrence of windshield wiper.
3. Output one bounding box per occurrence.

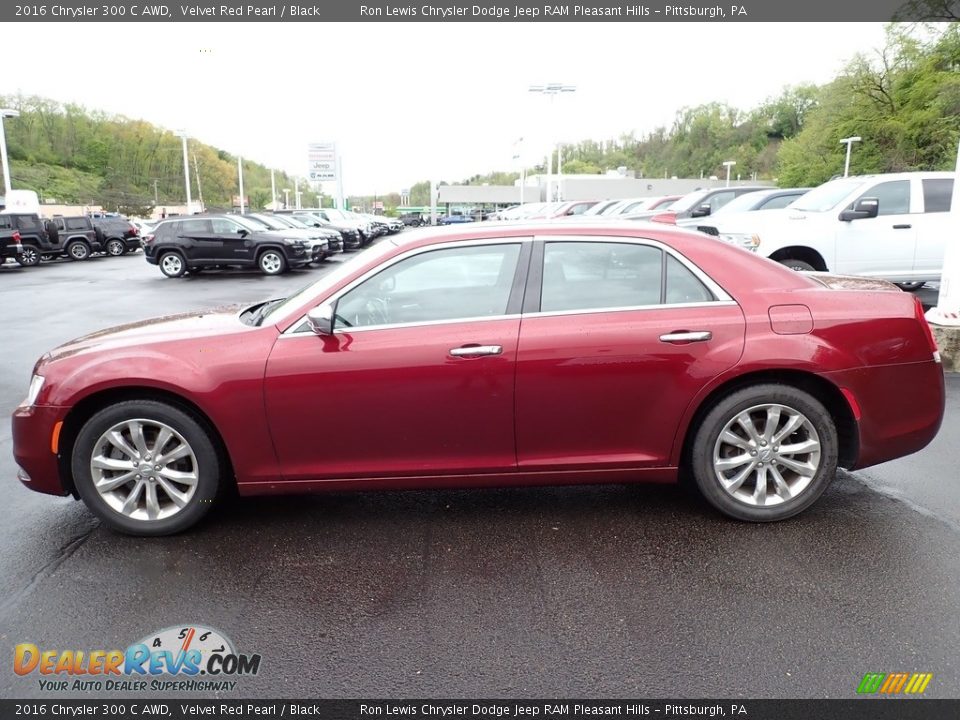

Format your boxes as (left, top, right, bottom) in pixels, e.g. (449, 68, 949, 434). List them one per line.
(247, 298, 285, 326)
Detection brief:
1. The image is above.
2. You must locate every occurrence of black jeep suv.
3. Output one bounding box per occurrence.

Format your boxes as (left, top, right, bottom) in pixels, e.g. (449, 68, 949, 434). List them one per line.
(143, 214, 322, 277)
(0, 213, 102, 265)
(91, 216, 141, 255)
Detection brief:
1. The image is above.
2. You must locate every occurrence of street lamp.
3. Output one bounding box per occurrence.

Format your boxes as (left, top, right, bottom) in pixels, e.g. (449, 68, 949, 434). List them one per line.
(529, 83, 576, 203)
(177, 131, 192, 213)
(0, 108, 21, 198)
(283, 188, 291, 209)
(840, 136, 862, 178)
(723, 160, 736, 188)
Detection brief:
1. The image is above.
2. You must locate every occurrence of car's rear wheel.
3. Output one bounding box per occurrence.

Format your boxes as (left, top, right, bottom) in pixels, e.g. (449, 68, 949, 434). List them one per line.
(71, 400, 221, 536)
(66, 241, 91, 261)
(17, 245, 40, 267)
(106, 239, 125, 256)
(690, 384, 838, 522)
(895, 281, 925, 291)
(258, 249, 287, 275)
(159, 252, 186, 278)
(778, 258, 815, 272)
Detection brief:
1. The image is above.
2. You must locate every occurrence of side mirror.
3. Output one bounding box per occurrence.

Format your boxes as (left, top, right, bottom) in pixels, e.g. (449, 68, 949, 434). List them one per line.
(690, 203, 712, 218)
(306, 303, 335, 335)
(237, 228, 249, 237)
(839, 198, 879, 221)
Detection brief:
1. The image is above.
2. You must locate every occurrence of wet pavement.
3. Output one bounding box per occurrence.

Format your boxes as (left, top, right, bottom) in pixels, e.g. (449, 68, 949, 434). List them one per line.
(1, 254, 957, 699)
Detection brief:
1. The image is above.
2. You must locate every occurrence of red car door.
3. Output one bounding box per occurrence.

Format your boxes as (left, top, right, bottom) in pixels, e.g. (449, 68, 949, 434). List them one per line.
(263, 241, 529, 481)
(515, 238, 745, 470)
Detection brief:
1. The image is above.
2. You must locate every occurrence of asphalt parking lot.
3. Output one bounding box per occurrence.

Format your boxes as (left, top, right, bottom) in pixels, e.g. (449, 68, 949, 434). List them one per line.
(1, 253, 958, 699)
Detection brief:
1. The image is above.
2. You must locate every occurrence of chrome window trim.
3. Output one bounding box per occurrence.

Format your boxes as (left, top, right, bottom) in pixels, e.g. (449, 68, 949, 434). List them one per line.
(280, 233, 737, 337)
(534, 234, 733, 304)
(281, 236, 532, 336)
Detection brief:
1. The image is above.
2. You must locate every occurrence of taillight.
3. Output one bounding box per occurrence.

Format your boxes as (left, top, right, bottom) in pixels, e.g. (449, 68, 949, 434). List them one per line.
(143, 234, 155, 245)
(651, 212, 677, 224)
(13, 231, 21, 242)
(129, 224, 139, 235)
(914, 296, 939, 360)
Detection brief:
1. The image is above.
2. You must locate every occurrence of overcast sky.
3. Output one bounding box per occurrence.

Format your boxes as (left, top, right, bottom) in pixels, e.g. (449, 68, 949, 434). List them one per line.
(2, 22, 890, 195)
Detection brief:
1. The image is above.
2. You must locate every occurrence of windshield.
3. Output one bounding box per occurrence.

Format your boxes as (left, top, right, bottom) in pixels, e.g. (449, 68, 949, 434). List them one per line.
(322, 209, 349, 221)
(282, 216, 310, 228)
(711, 191, 774, 216)
(668, 190, 712, 214)
(249, 214, 288, 230)
(232, 215, 268, 231)
(790, 178, 864, 212)
(261, 240, 399, 326)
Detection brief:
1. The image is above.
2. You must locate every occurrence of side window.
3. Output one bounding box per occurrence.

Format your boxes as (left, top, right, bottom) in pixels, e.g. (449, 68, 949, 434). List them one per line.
(758, 194, 798, 210)
(858, 180, 910, 216)
(16, 216, 41, 231)
(336, 244, 521, 328)
(0, 215, 12, 229)
(665, 255, 714, 304)
(922, 179, 953, 213)
(541, 242, 662, 312)
(179, 219, 212, 234)
(66, 218, 88, 230)
(709, 191, 737, 212)
(211, 218, 243, 234)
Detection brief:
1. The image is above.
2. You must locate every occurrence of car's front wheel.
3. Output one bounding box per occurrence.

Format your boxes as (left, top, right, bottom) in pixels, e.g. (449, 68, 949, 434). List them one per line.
(71, 400, 221, 535)
(159, 252, 187, 278)
(778, 258, 815, 272)
(106, 239, 125, 256)
(258, 249, 287, 275)
(689, 384, 838, 522)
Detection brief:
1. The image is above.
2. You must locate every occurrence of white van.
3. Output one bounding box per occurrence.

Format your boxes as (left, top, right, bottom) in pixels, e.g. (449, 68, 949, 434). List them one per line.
(701, 172, 954, 288)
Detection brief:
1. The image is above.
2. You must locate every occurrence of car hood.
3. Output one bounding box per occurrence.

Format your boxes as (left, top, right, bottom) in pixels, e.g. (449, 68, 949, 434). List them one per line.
(701, 208, 827, 235)
(42, 305, 251, 364)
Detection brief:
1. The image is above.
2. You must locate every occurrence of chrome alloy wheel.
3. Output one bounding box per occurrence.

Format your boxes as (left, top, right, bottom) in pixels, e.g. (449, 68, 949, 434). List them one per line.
(712, 403, 821, 507)
(161, 254, 183, 275)
(89, 419, 199, 522)
(260, 251, 283, 274)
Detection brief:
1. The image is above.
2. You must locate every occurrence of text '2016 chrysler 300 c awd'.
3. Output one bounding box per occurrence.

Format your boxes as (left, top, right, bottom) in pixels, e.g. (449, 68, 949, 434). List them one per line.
(12, 222, 945, 535)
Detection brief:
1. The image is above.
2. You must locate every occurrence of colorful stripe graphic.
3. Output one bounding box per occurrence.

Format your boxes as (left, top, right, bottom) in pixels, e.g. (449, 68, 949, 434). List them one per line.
(857, 672, 933, 694)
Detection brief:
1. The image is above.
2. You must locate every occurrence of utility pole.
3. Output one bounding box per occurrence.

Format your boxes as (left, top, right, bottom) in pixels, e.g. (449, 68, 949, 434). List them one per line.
(153, 179, 159, 204)
(178, 131, 192, 213)
(237, 155, 245, 215)
(192, 153, 204, 212)
(271, 169, 277, 210)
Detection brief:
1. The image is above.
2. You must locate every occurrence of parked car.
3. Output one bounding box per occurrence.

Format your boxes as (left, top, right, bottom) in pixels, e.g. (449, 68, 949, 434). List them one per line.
(142, 213, 322, 277)
(243, 212, 341, 260)
(91, 216, 141, 256)
(681, 187, 811, 234)
(0, 227, 23, 266)
(303, 209, 375, 246)
(604, 195, 683, 216)
(278, 211, 362, 249)
(701, 172, 953, 288)
(12, 222, 944, 535)
(0, 213, 103, 265)
(579, 199, 624, 216)
(438, 214, 475, 225)
(626, 186, 770, 224)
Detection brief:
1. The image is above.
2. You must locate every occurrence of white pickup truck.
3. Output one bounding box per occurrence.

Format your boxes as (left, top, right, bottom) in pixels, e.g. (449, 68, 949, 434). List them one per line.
(698, 171, 954, 289)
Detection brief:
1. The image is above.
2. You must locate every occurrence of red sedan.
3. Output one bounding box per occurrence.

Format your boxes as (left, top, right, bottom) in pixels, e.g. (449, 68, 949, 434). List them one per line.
(12, 223, 944, 535)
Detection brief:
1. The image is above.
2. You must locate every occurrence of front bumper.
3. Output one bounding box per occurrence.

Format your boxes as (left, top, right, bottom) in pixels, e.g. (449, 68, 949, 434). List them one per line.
(12, 404, 70, 497)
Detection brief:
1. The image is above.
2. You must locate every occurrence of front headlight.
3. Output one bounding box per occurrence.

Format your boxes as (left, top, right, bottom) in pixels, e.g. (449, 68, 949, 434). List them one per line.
(21, 374, 45, 408)
(281, 238, 304, 246)
(719, 233, 761, 251)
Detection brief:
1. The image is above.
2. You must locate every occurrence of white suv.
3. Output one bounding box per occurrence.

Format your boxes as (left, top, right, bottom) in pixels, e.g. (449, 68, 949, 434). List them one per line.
(701, 171, 954, 287)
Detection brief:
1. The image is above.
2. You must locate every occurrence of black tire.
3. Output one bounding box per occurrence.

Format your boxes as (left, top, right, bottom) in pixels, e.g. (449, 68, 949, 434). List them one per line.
(44, 220, 60, 244)
(66, 240, 91, 261)
(895, 282, 925, 291)
(258, 249, 287, 275)
(689, 383, 838, 522)
(71, 400, 221, 536)
(106, 239, 125, 256)
(17, 245, 40, 267)
(158, 251, 187, 278)
(778, 258, 816, 272)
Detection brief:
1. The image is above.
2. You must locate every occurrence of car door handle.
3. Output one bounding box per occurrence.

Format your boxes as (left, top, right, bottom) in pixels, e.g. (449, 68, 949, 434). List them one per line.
(892, 224, 912, 229)
(659, 331, 712, 344)
(449, 345, 503, 357)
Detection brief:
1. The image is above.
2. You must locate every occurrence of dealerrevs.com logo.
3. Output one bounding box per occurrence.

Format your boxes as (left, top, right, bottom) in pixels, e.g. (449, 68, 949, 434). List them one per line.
(14, 625, 261, 693)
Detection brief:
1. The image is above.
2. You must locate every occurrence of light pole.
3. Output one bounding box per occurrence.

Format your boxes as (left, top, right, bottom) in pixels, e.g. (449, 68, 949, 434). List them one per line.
(237, 156, 245, 214)
(529, 83, 576, 203)
(0, 108, 20, 198)
(840, 136, 862, 177)
(270, 169, 277, 210)
(178, 131, 192, 213)
(283, 188, 291, 209)
(723, 160, 736, 188)
(294, 177, 301, 210)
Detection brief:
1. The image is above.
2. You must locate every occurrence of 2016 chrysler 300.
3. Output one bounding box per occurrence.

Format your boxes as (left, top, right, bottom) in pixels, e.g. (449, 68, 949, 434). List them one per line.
(12, 223, 944, 535)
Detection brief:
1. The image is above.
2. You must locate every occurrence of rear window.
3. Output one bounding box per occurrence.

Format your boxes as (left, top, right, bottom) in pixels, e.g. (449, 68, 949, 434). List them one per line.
(922, 179, 953, 213)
